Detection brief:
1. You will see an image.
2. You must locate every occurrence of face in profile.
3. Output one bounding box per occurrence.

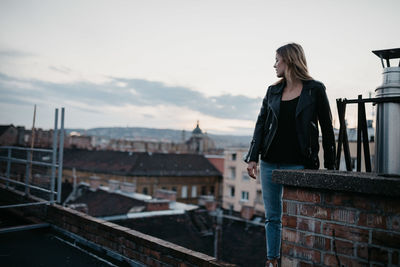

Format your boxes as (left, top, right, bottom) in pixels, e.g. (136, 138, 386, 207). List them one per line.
(273, 53, 287, 78)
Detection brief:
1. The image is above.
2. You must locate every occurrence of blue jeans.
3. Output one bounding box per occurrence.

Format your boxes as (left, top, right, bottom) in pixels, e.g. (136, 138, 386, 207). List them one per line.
(260, 160, 304, 260)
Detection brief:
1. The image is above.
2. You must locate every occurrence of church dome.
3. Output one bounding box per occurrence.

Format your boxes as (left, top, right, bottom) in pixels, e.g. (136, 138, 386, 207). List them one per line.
(192, 121, 203, 135)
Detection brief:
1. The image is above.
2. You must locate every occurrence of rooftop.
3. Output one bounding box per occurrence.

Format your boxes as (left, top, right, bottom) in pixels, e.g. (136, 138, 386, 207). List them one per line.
(68, 185, 147, 217)
(63, 148, 222, 177)
(0, 227, 124, 267)
(115, 210, 266, 267)
(0, 186, 234, 267)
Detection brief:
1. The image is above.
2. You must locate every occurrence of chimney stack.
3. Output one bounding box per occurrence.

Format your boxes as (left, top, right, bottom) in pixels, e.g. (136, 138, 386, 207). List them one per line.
(154, 189, 177, 202)
(240, 205, 255, 220)
(120, 182, 136, 193)
(89, 176, 100, 190)
(372, 48, 400, 175)
(108, 179, 119, 192)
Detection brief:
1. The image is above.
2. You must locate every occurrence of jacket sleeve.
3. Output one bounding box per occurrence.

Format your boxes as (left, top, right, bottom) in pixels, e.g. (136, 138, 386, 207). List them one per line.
(244, 87, 270, 163)
(316, 83, 336, 169)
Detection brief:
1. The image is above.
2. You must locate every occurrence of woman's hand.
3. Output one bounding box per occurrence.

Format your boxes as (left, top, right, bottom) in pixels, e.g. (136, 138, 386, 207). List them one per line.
(247, 161, 257, 179)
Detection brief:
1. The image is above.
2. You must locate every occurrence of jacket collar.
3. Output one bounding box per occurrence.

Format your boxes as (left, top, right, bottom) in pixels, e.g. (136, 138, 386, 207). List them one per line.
(268, 81, 284, 118)
(269, 79, 315, 117)
(270, 80, 285, 95)
(296, 80, 314, 117)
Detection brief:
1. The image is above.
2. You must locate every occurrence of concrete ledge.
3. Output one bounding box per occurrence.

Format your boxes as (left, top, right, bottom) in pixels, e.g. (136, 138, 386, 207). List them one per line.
(272, 170, 400, 197)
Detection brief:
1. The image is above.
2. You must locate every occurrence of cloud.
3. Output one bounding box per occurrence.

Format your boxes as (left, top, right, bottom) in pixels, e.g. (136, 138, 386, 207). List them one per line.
(0, 72, 262, 121)
(114, 77, 262, 120)
(142, 114, 154, 119)
(0, 49, 34, 58)
(48, 65, 72, 74)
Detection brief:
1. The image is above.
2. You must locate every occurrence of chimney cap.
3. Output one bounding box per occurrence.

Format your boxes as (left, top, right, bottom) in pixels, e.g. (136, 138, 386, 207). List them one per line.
(372, 48, 400, 60)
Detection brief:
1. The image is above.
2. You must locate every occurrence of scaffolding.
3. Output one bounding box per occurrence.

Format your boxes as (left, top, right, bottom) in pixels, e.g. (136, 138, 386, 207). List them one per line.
(0, 108, 65, 208)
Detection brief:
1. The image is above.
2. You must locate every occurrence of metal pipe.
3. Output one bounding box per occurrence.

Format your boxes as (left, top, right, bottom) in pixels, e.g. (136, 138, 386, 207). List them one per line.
(343, 96, 400, 104)
(50, 108, 59, 203)
(25, 150, 31, 196)
(380, 55, 385, 68)
(57, 107, 65, 203)
(356, 95, 362, 172)
(0, 176, 53, 193)
(0, 146, 53, 153)
(375, 66, 400, 175)
(0, 202, 50, 209)
(6, 147, 11, 188)
(29, 104, 36, 187)
(0, 223, 50, 233)
(0, 156, 59, 167)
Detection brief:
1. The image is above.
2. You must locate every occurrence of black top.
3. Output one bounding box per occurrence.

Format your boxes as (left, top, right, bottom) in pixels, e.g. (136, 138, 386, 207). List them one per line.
(264, 96, 303, 164)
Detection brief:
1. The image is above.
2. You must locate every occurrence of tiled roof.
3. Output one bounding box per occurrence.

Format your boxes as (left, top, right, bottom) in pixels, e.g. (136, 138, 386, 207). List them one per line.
(63, 149, 222, 177)
(70, 186, 146, 217)
(0, 125, 14, 136)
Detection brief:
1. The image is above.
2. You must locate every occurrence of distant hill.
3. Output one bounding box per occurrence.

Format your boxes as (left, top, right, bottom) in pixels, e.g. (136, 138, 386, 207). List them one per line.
(66, 127, 251, 149)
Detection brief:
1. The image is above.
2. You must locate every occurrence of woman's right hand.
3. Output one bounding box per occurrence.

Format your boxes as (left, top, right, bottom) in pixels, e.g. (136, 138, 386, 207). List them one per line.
(247, 161, 257, 179)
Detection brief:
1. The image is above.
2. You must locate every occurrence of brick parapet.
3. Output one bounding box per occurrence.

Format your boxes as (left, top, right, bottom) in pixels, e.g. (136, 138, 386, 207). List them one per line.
(0, 187, 235, 267)
(47, 204, 235, 266)
(274, 170, 400, 267)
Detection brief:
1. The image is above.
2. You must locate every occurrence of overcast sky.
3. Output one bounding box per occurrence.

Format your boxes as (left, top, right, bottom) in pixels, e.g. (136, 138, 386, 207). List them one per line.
(0, 0, 398, 135)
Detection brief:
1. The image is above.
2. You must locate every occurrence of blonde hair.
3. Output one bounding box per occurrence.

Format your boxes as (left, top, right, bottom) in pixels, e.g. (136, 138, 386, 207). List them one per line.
(276, 43, 312, 82)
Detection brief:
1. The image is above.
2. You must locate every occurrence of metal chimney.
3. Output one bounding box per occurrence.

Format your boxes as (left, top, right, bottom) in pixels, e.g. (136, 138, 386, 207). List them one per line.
(372, 48, 400, 175)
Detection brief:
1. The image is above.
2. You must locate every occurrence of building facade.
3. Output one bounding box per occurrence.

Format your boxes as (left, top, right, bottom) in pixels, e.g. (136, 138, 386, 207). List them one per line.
(222, 147, 264, 215)
(62, 149, 222, 204)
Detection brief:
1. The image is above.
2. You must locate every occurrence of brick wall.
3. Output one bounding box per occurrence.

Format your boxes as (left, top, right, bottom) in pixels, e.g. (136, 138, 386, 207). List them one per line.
(145, 200, 170, 211)
(0, 186, 235, 267)
(281, 186, 400, 266)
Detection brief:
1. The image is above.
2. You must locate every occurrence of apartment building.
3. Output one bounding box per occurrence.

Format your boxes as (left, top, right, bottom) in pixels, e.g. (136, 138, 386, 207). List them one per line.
(222, 147, 264, 215)
(62, 149, 222, 205)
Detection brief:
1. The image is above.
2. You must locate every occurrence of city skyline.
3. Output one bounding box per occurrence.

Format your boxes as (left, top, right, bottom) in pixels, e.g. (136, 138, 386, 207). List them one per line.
(0, 0, 399, 135)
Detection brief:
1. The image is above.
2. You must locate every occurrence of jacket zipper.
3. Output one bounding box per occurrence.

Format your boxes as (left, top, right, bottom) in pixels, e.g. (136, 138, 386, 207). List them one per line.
(263, 108, 278, 157)
(244, 139, 256, 162)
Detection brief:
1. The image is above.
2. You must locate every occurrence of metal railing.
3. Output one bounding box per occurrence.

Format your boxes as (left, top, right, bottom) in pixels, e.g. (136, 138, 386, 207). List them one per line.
(0, 108, 65, 208)
(335, 96, 400, 172)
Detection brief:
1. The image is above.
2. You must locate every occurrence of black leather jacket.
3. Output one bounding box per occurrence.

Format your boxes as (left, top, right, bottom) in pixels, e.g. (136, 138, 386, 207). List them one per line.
(245, 79, 336, 169)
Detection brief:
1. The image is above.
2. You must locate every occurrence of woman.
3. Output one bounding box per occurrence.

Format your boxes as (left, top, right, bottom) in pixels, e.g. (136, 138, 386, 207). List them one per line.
(244, 43, 335, 267)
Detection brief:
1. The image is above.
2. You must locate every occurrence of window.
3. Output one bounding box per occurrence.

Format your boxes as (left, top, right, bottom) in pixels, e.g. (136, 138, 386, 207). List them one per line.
(229, 186, 235, 197)
(241, 191, 249, 201)
(231, 153, 237, 161)
(351, 157, 356, 171)
(142, 187, 148, 195)
(229, 167, 236, 179)
(172, 187, 177, 192)
(242, 172, 250, 181)
(201, 186, 207, 195)
(191, 186, 197, 198)
(181, 186, 187, 198)
(210, 186, 215, 195)
(255, 190, 262, 204)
